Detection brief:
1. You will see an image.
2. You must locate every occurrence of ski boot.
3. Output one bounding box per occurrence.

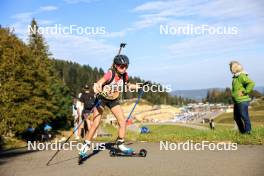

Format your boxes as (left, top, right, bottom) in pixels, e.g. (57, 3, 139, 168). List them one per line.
(109, 138, 147, 157)
(78, 140, 90, 164)
(114, 138, 134, 155)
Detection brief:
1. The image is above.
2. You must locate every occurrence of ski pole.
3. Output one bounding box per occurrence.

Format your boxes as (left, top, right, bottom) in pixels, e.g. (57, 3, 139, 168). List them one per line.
(126, 81, 151, 122)
(118, 43, 126, 55)
(46, 99, 101, 166)
(126, 82, 150, 122)
(126, 88, 144, 122)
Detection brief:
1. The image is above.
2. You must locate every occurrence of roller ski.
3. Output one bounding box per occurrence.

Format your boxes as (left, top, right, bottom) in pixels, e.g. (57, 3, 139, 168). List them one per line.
(78, 152, 88, 165)
(109, 138, 147, 157)
(78, 140, 90, 165)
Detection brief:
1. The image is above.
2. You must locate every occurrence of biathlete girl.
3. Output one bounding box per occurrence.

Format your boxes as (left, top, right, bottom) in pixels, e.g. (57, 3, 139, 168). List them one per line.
(79, 54, 142, 159)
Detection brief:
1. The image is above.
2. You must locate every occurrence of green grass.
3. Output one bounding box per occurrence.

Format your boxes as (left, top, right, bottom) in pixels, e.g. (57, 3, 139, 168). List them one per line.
(98, 98, 264, 144)
(214, 111, 264, 125)
(98, 98, 264, 145)
(214, 98, 264, 125)
(99, 123, 264, 145)
(2, 98, 264, 150)
(95, 123, 139, 142)
(2, 123, 264, 150)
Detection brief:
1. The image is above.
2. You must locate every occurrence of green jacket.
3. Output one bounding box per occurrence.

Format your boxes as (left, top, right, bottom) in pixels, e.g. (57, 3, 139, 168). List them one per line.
(231, 72, 255, 103)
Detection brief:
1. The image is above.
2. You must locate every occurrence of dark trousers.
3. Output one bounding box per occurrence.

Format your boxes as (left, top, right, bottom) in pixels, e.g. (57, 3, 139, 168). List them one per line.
(234, 101, 251, 133)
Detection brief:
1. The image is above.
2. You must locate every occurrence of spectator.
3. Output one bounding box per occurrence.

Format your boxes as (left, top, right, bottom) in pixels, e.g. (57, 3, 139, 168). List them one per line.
(209, 119, 215, 130)
(80, 85, 97, 138)
(229, 61, 255, 134)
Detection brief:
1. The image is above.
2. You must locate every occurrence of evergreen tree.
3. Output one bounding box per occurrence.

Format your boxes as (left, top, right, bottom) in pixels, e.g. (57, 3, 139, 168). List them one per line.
(0, 19, 71, 137)
(28, 19, 71, 129)
(28, 18, 50, 57)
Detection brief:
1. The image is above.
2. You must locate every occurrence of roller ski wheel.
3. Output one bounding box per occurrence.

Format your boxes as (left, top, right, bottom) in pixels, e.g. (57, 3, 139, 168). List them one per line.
(109, 150, 116, 157)
(109, 148, 147, 157)
(139, 149, 147, 157)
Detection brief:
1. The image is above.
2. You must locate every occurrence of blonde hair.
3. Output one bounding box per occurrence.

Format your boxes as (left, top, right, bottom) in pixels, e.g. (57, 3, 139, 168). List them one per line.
(229, 61, 243, 74)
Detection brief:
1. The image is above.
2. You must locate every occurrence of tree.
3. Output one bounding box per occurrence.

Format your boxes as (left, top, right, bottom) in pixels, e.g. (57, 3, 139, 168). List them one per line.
(205, 88, 233, 104)
(28, 18, 50, 57)
(28, 19, 71, 129)
(0, 19, 71, 137)
(0, 27, 48, 135)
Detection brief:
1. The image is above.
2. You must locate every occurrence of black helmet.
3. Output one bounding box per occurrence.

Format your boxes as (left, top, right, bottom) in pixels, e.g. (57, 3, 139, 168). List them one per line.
(113, 55, 129, 66)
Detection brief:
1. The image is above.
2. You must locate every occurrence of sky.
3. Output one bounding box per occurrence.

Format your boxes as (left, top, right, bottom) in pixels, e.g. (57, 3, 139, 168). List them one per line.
(1, 0, 264, 90)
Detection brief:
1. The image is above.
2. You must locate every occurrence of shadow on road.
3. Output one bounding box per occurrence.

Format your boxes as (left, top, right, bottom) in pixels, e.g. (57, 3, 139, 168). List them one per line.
(0, 147, 39, 165)
(0, 147, 39, 158)
(47, 149, 101, 166)
(46, 142, 120, 166)
(0, 142, 135, 166)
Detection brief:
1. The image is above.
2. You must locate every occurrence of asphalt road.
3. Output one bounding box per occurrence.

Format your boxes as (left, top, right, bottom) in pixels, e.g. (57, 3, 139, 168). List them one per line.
(0, 142, 264, 176)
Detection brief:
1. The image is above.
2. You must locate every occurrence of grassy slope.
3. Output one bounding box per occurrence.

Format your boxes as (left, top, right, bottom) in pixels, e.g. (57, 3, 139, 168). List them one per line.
(99, 98, 264, 145)
(214, 111, 264, 124)
(100, 124, 264, 145)
(214, 97, 264, 125)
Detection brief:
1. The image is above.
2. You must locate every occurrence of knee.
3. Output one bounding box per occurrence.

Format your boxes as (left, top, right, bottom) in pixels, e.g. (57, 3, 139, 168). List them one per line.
(91, 119, 100, 128)
(119, 119, 126, 128)
(95, 119, 101, 126)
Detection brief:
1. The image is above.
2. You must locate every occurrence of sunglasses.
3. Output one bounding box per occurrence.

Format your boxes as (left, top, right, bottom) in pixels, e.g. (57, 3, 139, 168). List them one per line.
(116, 64, 128, 69)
